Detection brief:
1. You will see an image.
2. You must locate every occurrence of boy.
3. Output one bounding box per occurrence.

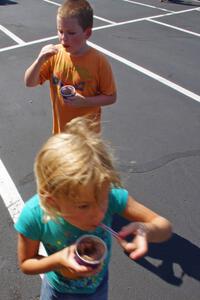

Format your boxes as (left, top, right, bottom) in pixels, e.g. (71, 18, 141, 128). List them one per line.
(24, 0, 117, 134)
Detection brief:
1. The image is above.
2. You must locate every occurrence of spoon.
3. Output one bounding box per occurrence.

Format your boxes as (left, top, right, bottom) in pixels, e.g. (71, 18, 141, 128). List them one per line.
(100, 223, 120, 239)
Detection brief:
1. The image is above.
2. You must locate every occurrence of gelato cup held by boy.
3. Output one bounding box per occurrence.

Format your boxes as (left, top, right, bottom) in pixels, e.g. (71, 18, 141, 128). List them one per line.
(75, 235, 107, 268)
(60, 85, 76, 101)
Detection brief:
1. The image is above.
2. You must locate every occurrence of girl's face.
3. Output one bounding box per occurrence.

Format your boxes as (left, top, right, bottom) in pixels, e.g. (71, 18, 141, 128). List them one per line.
(57, 16, 91, 55)
(52, 181, 109, 231)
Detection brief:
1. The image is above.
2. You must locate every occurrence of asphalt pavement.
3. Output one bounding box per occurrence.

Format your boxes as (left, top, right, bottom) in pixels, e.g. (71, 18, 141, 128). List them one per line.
(0, 0, 200, 299)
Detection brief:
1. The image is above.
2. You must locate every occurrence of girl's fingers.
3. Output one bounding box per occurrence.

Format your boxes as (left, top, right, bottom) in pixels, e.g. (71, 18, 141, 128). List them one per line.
(118, 235, 148, 260)
(118, 223, 138, 237)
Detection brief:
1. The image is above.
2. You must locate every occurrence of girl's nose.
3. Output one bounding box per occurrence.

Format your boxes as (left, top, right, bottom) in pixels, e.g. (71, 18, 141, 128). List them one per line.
(91, 204, 106, 222)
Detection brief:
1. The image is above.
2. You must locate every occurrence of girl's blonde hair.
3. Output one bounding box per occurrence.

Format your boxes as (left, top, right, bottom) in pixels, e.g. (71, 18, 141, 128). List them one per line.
(57, 0, 93, 31)
(34, 116, 121, 220)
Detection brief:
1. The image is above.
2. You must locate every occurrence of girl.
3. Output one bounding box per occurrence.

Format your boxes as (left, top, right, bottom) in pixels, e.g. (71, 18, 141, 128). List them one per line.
(15, 117, 172, 300)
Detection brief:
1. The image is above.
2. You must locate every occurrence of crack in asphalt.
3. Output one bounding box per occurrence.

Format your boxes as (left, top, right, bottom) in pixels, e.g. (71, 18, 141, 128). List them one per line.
(118, 149, 200, 173)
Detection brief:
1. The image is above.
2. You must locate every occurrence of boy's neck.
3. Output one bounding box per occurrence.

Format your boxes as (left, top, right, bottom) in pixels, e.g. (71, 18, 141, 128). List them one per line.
(68, 43, 91, 57)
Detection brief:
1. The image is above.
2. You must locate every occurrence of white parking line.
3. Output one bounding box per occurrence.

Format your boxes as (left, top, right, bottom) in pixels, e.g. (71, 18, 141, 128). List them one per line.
(0, 6, 199, 52)
(88, 40, 200, 103)
(42, 0, 116, 24)
(0, 158, 46, 273)
(0, 25, 26, 45)
(148, 19, 200, 37)
(0, 31, 199, 102)
(0, 159, 24, 223)
(122, 0, 174, 13)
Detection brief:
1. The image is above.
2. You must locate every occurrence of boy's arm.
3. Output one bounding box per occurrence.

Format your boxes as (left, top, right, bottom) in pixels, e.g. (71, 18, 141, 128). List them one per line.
(24, 44, 58, 87)
(63, 92, 117, 107)
(17, 233, 100, 278)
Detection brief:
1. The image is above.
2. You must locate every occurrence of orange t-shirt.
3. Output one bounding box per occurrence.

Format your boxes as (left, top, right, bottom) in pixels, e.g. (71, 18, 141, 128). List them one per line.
(39, 45, 116, 134)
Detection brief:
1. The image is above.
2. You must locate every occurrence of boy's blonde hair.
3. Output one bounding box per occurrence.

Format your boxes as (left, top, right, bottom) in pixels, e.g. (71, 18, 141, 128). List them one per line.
(34, 116, 122, 220)
(57, 0, 93, 30)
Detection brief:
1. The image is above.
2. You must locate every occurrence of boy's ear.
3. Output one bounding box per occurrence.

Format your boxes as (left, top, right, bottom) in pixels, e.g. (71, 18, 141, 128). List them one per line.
(85, 27, 92, 39)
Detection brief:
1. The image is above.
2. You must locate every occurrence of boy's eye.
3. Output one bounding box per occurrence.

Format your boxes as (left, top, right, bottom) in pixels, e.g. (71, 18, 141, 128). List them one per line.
(68, 31, 76, 35)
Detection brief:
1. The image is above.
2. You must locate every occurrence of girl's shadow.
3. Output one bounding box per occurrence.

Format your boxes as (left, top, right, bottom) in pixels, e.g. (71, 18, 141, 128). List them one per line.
(112, 215, 200, 286)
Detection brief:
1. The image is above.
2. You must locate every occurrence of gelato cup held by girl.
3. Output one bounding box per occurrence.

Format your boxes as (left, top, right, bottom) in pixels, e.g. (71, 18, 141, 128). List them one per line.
(60, 85, 76, 100)
(75, 235, 107, 268)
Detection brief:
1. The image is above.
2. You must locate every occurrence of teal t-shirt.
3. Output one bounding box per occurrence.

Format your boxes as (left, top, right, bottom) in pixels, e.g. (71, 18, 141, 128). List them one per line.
(15, 188, 128, 294)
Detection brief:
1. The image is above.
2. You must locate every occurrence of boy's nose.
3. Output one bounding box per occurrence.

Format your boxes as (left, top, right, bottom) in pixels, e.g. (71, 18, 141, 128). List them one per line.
(62, 33, 69, 43)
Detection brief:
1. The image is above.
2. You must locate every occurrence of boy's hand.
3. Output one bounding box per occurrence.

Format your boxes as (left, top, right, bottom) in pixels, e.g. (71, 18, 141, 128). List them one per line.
(38, 44, 59, 62)
(63, 93, 87, 107)
(56, 244, 102, 279)
(118, 222, 148, 260)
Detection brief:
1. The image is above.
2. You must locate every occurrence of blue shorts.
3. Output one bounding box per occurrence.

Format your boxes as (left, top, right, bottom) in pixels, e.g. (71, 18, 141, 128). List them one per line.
(40, 275, 108, 300)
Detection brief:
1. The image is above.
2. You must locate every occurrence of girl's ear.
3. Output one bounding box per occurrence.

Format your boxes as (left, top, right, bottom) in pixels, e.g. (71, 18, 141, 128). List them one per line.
(46, 195, 59, 210)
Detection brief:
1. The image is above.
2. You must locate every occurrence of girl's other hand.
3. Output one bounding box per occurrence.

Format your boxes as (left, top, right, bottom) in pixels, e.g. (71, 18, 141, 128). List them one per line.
(118, 222, 148, 260)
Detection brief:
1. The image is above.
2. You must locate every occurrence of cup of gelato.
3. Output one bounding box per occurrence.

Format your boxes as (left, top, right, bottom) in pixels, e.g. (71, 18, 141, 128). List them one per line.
(60, 85, 76, 100)
(75, 235, 107, 268)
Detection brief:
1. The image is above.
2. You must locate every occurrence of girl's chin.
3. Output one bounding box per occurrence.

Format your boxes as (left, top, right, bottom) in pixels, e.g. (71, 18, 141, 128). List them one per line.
(80, 225, 98, 232)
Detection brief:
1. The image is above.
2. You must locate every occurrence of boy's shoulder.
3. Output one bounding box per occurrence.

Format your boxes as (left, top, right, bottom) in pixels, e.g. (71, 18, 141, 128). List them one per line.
(87, 46, 107, 60)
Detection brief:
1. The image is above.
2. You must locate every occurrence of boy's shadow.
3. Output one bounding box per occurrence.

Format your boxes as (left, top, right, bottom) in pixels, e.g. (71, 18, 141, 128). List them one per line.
(0, 0, 18, 5)
(112, 215, 200, 286)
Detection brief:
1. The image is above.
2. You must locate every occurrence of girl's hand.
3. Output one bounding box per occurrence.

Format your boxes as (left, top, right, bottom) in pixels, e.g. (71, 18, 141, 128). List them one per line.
(38, 44, 59, 62)
(118, 222, 149, 260)
(56, 244, 102, 279)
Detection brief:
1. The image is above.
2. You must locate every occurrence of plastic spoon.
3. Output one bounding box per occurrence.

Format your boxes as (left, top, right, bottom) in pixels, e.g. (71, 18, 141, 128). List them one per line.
(100, 223, 120, 239)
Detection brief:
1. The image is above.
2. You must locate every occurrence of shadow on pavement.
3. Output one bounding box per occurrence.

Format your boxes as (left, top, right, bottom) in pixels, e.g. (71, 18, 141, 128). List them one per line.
(168, 0, 200, 6)
(0, 0, 18, 5)
(112, 215, 200, 285)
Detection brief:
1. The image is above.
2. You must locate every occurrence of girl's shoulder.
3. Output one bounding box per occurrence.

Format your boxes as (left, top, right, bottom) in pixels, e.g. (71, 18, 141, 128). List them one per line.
(20, 194, 42, 219)
(25, 194, 40, 209)
(108, 187, 129, 213)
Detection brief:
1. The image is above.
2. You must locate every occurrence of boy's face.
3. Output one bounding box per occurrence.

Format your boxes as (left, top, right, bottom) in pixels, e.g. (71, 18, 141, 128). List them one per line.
(51, 181, 109, 231)
(57, 16, 92, 55)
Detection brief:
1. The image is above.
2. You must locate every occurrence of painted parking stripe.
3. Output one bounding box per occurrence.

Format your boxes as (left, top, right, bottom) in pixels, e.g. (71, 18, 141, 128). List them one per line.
(0, 158, 46, 274)
(0, 25, 26, 45)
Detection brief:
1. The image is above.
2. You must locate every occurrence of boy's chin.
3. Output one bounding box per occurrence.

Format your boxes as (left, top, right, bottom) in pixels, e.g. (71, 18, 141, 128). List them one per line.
(62, 44, 71, 51)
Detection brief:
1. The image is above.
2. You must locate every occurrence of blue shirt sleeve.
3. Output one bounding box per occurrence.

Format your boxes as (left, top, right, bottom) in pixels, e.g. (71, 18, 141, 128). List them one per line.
(14, 194, 42, 241)
(108, 188, 128, 214)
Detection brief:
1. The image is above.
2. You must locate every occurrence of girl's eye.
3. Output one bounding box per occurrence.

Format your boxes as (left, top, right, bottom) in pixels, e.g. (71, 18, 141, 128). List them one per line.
(78, 204, 90, 209)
